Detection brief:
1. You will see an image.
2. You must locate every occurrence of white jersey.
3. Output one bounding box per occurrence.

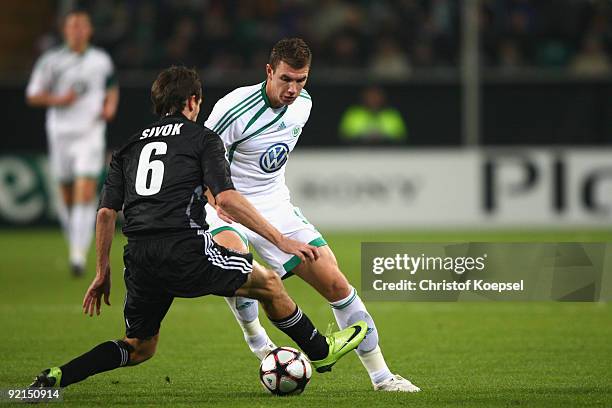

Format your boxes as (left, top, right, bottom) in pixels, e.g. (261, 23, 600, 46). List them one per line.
(204, 82, 311, 205)
(26, 45, 115, 135)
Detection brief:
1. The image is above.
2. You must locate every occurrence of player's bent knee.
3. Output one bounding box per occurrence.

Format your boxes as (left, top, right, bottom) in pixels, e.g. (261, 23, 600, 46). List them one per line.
(319, 275, 351, 302)
(263, 270, 284, 294)
(329, 277, 351, 299)
(258, 270, 286, 302)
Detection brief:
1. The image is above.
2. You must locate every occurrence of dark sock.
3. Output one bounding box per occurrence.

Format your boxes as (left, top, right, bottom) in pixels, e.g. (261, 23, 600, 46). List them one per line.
(59, 340, 132, 387)
(270, 306, 328, 361)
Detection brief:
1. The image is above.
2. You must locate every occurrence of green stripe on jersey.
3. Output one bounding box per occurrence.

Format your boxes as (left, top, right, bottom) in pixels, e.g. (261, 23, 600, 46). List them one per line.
(242, 104, 268, 135)
(213, 88, 261, 133)
(215, 96, 264, 135)
(228, 105, 288, 163)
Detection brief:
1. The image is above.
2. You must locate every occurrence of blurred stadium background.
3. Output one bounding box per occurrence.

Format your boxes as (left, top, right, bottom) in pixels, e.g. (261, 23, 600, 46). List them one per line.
(1, 0, 611, 229)
(1, 1, 611, 406)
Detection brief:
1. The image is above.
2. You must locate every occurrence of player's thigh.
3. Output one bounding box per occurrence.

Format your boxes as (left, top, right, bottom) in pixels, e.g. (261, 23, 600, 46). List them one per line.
(234, 261, 283, 300)
(210, 229, 248, 253)
(179, 231, 252, 298)
(247, 205, 327, 278)
(48, 136, 74, 183)
(206, 204, 249, 244)
(123, 246, 174, 341)
(72, 125, 105, 185)
(292, 245, 351, 302)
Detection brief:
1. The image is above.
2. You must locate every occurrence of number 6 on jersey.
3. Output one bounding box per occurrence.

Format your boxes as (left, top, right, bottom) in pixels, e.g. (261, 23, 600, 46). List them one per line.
(135, 141, 167, 196)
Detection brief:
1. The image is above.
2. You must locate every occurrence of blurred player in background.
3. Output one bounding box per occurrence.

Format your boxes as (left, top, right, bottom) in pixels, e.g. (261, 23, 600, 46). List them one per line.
(204, 38, 420, 392)
(26, 10, 119, 277)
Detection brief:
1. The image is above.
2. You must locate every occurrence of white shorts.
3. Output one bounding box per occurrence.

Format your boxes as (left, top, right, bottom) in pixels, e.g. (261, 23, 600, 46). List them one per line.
(205, 201, 327, 278)
(47, 122, 105, 183)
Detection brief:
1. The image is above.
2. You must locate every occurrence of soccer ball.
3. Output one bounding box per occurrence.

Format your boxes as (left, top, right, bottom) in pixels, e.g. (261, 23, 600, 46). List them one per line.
(259, 346, 312, 395)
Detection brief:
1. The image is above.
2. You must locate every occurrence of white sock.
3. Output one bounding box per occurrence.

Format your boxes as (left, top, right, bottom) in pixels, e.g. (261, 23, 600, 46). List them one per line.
(360, 346, 394, 384)
(225, 297, 271, 352)
(69, 202, 96, 267)
(330, 286, 393, 384)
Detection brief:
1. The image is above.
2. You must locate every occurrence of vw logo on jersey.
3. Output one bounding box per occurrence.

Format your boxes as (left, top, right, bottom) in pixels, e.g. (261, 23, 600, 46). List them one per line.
(260, 143, 290, 173)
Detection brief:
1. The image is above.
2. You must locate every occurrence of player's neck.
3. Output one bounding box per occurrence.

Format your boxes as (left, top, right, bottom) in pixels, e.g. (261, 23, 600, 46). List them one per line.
(264, 81, 284, 109)
(68, 43, 89, 54)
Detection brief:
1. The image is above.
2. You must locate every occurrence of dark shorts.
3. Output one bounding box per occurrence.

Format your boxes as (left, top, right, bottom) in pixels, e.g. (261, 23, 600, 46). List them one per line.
(123, 230, 252, 339)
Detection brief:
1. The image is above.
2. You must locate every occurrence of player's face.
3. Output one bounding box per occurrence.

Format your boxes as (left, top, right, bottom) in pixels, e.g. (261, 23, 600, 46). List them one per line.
(63, 13, 93, 52)
(266, 61, 309, 107)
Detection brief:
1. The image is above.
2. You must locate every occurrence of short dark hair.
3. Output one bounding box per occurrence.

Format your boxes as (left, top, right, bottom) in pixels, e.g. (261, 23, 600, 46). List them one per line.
(268, 38, 312, 70)
(151, 66, 202, 116)
(61, 9, 91, 26)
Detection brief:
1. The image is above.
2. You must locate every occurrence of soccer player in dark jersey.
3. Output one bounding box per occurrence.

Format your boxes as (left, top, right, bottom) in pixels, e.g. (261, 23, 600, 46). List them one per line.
(28, 66, 366, 392)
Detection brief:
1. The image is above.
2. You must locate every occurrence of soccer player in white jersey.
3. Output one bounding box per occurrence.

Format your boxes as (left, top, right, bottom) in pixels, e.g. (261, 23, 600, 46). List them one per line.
(26, 10, 119, 276)
(203, 38, 420, 392)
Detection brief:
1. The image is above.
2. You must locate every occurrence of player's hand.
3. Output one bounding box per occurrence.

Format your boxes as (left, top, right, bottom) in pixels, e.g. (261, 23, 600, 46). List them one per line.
(82, 267, 111, 317)
(54, 90, 77, 106)
(217, 206, 236, 223)
(277, 237, 319, 263)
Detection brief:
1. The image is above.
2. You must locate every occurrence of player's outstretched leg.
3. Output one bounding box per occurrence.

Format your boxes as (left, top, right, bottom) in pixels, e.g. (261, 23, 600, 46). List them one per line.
(213, 229, 277, 360)
(29, 336, 157, 388)
(235, 261, 367, 373)
(294, 246, 421, 391)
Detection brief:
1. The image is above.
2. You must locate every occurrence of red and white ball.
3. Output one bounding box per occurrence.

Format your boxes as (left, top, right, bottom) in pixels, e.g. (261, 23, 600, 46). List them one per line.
(259, 347, 312, 395)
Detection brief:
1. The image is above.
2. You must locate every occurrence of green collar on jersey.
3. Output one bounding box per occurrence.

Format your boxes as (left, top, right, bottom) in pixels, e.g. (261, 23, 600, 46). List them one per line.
(261, 81, 272, 108)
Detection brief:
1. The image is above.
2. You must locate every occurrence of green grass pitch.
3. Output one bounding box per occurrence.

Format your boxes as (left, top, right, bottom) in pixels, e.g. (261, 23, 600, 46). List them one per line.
(0, 229, 611, 407)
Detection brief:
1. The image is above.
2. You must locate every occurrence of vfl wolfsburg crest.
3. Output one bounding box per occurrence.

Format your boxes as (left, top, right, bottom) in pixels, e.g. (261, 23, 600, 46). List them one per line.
(292, 126, 302, 137)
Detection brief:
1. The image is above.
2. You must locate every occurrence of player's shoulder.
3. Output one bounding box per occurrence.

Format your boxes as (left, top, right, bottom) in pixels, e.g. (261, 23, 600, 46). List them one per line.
(214, 82, 263, 110)
(35, 45, 67, 65)
(88, 46, 113, 64)
(294, 87, 313, 111)
(299, 87, 312, 102)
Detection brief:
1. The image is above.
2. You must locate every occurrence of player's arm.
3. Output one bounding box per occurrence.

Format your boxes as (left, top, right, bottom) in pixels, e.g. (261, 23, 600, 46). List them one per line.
(83, 207, 115, 317)
(201, 133, 318, 262)
(101, 85, 119, 121)
(101, 56, 119, 121)
(26, 90, 77, 107)
(204, 186, 236, 223)
(216, 190, 318, 263)
(83, 151, 124, 316)
(26, 54, 77, 107)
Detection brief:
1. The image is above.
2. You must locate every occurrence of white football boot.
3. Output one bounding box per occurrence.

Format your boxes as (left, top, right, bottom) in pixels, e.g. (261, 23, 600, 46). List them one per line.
(374, 374, 421, 392)
(253, 339, 278, 361)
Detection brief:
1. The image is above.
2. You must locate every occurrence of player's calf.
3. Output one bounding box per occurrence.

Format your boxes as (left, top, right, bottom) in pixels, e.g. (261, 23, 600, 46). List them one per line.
(123, 335, 157, 365)
(29, 338, 136, 388)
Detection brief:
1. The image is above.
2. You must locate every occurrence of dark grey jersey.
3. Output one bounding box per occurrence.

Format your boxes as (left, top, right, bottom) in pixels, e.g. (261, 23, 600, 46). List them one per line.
(99, 113, 234, 238)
